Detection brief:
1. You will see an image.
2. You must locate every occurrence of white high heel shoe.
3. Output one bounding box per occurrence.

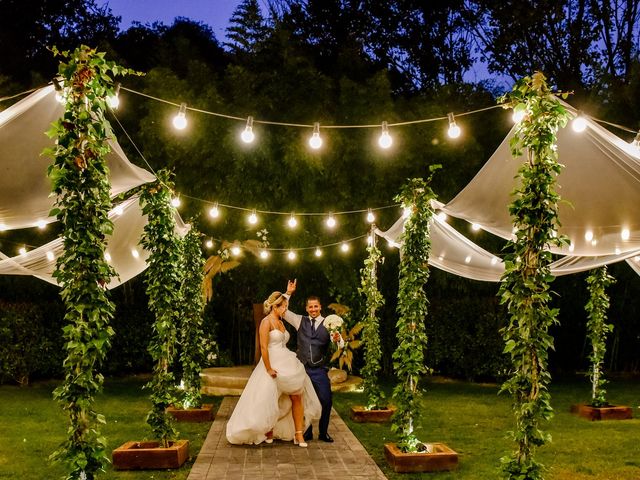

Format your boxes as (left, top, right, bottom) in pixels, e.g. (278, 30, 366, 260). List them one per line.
(293, 431, 307, 448)
(265, 431, 274, 444)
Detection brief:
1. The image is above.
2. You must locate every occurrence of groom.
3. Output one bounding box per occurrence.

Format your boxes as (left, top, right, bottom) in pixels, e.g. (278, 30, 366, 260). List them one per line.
(283, 279, 334, 442)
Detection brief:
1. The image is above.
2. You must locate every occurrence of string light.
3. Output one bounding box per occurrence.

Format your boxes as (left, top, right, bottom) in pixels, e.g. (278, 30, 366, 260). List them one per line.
(378, 121, 392, 149)
(402, 206, 412, 219)
(19, 246, 27, 256)
(36, 220, 46, 229)
(205, 238, 213, 249)
(572, 111, 587, 132)
(340, 242, 350, 253)
(287, 214, 298, 228)
(46, 251, 55, 261)
(621, 228, 630, 240)
(171, 195, 181, 208)
(309, 122, 322, 150)
(248, 210, 258, 225)
(231, 245, 241, 256)
(584, 230, 594, 242)
(366, 209, 375, 223)
(325, 214, 336, 229)
(491, 257, 498, 265)
(53, 77, 66, 104)
(0, 223, 7, 231)
(260, 249, 269, 259)
(209, 203, 220, 218)
(512, 106, 526, 123)
(287, 250, 297, 261)
(106, 83, 121, 109)
(471, 223, 481, 231)
(447, 113, 461, 139)
(465, 255, 471, 263)
(131, 248, 139, 258)
(314, 247, 323, 257)
(173, 103, 188, 130)
(367, 235, 373, 245)
(104, 252, 112, 262)
(113, 205, 124, 216)
(240, 116, 255, 144)
(436, 212, 447, 222)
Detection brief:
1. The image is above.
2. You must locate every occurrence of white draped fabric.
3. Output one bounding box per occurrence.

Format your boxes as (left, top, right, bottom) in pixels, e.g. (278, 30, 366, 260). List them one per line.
(441, 100, 640, 257)
(0, 85, 155, 230)
(0, 196, 189, 289)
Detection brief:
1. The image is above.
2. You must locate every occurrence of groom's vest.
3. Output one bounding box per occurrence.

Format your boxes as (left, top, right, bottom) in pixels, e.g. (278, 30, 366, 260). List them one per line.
(297, 315, 330, 367)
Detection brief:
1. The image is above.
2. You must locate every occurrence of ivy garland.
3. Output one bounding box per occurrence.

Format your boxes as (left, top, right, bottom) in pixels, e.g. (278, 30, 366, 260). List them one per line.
(140, 169, 183, 447)
(391, 171, 439, 453)
(178, 225, 207, 410)
(358, 227, 386, 410)
(45, 46, 135, 480)
(497, 72, 571, 480)
(585, 266, 615, 408)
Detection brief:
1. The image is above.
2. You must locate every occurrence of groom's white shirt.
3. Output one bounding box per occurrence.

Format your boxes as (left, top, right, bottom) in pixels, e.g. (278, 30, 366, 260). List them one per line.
(282, 293, 324, 330)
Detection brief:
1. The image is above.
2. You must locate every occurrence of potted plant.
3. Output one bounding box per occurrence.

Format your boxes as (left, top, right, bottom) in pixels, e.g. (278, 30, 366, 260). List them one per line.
(573, 267, 632, 421)
(112, 172, 189, 470)
(384, 175, 458, 473)
(350, 228, 395, 422)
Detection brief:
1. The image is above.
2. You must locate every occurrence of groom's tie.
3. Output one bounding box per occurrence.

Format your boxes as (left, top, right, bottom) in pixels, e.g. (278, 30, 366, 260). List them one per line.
(311, 317, 316, 333)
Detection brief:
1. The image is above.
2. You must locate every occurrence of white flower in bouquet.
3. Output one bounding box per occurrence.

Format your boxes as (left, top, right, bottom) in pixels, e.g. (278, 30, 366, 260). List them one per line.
(324, 314, 344, 334)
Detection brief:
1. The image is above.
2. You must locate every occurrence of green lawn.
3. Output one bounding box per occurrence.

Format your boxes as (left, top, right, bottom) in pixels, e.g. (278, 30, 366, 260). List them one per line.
(1, 375, 638, 479)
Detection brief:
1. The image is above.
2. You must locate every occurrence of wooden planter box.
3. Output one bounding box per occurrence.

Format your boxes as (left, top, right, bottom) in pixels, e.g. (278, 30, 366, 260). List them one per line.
(112, 440, 189, 470)
(571, 403, 633, 421)
(350, 405, 395, 423)
(384, 442, 458, 473)
(167, 404, 214, 422)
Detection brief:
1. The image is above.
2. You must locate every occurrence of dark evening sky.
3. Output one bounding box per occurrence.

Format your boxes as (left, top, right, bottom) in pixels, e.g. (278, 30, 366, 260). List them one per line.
(102, 0, 244, 39)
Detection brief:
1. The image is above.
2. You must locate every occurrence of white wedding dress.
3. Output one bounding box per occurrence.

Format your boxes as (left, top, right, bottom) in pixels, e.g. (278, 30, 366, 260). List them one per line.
(226, 329, 322, 445)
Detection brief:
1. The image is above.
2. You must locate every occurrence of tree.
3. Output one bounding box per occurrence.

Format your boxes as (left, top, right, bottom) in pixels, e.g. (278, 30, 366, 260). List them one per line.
(225, 0, 270, 56)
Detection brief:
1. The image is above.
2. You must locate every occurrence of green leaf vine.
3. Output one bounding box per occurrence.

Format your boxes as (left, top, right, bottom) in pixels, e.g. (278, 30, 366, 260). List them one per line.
(358, 226, 386, 410)
(178, 225, 207, 409)
(45, 46, 135, 480)
(391, 170, 439, 453)
(585, 266, 615, 408)
(497, 72, 571, 480)
(140, 169, 183, 447)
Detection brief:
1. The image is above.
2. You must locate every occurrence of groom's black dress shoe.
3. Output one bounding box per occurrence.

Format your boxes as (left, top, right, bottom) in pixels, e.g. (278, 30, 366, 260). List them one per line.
(318, 433, 334, 443)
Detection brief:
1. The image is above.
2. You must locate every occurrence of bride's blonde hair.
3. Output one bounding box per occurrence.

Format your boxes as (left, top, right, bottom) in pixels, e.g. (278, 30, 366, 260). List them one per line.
(263, 291, 286, 315)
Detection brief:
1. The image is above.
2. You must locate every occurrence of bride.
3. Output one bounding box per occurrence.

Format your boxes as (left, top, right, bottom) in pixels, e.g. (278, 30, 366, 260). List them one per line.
(226, 291, 321, 446)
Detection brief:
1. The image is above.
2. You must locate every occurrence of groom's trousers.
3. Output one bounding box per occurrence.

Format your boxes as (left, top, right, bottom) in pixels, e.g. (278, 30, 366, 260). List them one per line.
(305, 366, 332, 436)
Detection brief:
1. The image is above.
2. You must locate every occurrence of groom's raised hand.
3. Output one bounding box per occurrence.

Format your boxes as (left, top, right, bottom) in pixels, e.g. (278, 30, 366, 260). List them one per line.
(286, 279, 297, 295)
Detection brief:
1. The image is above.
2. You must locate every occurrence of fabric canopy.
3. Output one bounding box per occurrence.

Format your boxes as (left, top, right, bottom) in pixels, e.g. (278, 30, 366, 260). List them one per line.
(0, 196, 189, 289)
(0, 85, 155, 230)
(442, 100, 640, 257)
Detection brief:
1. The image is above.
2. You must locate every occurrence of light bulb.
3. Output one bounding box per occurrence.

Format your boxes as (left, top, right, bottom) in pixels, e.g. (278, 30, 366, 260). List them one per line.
(465, 255, 471, 264)
(288, 214, 298, 228)
(104, 252, 112, 262)
(260, 250, 269, 259)
(402, 206, 412, 218)
(240, 116, 255, 143)
(584, 230, 593, 242)
(340, 242, 350, 252)
(367, 235, 373, 245)
(378, 121, 392, 149)
(314, 248, 322, 257)
(471, 223, 481, 231)
(491, 257, 498, 265)
(173, 103, 188, 130)
(447, 113, 461, 139)
(19, 247, 27, 256)
(387, 239, 395, 248)
(287, 250, 297, 261)
(326, 215, 336, 228)
(621, 228, 630, 240)
(309, 122, 322, 149)
(171, 196, 181, 208)
(36, 220, 46, 229)
(248, 210, 258, 225)
(436, 212, 447, 222)
(46, 251, 55, 261)
(512, 108, 526, 123)
(205, 239, 213, 249)
(114, 205, 124, 216)
(131, 248, 139, 258)
(572, 113, 587, 132)
(0, 223, 7, 231)
(209, 205, 220, 218)
(231, 246, 241, 256)
(106, 83, 120, 109)
(366, 209, 375, 223)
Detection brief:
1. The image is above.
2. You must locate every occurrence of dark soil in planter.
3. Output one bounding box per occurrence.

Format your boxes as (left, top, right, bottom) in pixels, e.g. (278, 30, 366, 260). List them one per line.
(384, 442, 458, 473)
(112, 439, 189, 470)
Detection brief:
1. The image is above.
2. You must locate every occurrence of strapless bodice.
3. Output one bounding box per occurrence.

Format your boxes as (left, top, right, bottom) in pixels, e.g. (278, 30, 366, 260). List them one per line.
(268, 329, 290, 348)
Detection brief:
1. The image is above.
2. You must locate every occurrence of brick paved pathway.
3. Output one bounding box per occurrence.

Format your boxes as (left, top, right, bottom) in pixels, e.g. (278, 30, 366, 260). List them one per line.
(187, 397, 387, 480)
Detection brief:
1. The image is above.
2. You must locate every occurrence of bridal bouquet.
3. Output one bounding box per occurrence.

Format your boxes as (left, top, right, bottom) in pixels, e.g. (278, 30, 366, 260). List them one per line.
(325, 309, 363, 372)
(324, 314, 344, 344)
